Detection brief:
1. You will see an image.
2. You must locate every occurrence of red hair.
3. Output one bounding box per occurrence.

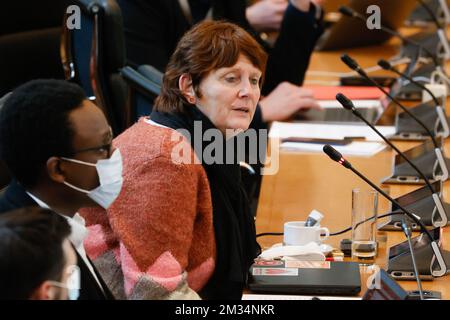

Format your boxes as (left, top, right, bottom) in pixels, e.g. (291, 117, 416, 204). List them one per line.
(155, 20, 267, 113)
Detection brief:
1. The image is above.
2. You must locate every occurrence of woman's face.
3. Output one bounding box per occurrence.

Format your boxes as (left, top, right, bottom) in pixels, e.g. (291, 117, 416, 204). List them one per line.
(195, 55, 262, 135)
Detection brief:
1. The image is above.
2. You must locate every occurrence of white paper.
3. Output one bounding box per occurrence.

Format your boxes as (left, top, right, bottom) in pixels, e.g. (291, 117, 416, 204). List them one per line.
(318, 99, 381, 110)
(258, 242, 326, 261)
(281, 141, 386, 157)
(269, 121, 396, 142)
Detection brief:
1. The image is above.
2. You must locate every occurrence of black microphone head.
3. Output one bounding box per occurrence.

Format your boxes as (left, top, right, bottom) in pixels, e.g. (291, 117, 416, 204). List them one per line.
(341, 54, 359, 71)
(323, 144, 343, 163)
(377, 59, 392, 70)
(338, 6, 355, 17)
(336, 93, 354, 111)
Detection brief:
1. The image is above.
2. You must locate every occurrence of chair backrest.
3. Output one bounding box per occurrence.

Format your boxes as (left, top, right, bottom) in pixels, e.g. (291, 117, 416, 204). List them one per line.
(0, 1, 70, 96)
(0, 161, 11, 192)
(0, 93, 12, 189)
(121, 65, 162, 120)
(61, 0, 128, 134)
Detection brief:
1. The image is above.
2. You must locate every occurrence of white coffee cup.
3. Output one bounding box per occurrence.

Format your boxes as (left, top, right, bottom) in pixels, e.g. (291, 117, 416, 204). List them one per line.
(283, 221, 330, 246)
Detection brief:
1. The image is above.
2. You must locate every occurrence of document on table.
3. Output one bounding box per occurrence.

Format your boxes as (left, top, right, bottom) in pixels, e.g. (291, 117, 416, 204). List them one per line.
(269, 121, 396, 142)
(280, 141, 386, 157)
(318, 99, 381, 110)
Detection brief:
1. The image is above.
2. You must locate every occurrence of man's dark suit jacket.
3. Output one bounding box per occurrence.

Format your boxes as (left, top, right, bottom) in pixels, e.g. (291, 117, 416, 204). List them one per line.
(0, 180, 115, 300)
(117, 0, 324, 95)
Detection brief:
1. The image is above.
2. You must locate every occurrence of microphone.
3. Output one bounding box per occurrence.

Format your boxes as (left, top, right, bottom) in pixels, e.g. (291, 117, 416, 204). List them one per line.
(323, 144, 447, 277)
(377, 58, 450, 138)
(336, 92, 448, 227)
(378, 59, 440, 106)
(416, 0, 450, 61)
(417, 0, 443, 30)
(339, 6, 440, 66)
(322, 144, 351, 168)
(401, 218, 425, 300)
(340, 53, 439, 148)
(338, 5, 354, 18)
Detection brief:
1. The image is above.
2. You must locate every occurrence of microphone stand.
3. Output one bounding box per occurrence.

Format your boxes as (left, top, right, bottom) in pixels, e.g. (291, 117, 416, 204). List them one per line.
(378, 59, 450, 139)
(336, 93, 448, 227)
(339, 6, 440, 66)
(417, 0, 450, 60)
(341, 54, 439, 149)
(401, 218, 425, 300)
(323, 144, 448, 277)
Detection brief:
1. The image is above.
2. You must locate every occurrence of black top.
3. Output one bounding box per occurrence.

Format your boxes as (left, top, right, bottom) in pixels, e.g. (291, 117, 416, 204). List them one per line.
(151, 107, 260, 299)
(188, 0, 212, 23)
(0, 180, 115, 300)
(116, 0, 324, 94)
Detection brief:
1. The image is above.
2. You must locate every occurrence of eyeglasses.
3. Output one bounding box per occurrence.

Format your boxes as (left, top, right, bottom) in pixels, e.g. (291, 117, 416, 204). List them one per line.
(72, 142, 113, 158)
(71, 127, 113, 158)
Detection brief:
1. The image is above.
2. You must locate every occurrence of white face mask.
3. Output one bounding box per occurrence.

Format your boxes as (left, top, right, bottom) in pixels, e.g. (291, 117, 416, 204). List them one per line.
(61, 149, 123, 209)
(48, 265, 80, 300)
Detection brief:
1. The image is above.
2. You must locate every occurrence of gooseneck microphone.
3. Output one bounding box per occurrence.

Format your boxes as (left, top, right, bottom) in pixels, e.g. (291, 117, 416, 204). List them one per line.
(323, 144, 351, 168)
(417, 0, 450, 61)
(401, 218, 425, 300)
(323, 145, 431, 238)
(417, 0, 443, 30)
(323, 144, 447, 277)
(339, 6, 440, 66)
(336, 92, 448, 227)
(336, 93, 434, 192)
(377, 58, 450, 139)
(341, 54, 439, 148)
(378, 59, 440, 106)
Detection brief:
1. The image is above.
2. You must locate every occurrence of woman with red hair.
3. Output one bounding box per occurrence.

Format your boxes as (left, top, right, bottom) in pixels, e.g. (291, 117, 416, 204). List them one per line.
(82, 20, 267, 300)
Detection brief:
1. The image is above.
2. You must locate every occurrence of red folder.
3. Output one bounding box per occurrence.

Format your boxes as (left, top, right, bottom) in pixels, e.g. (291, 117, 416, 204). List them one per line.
(304, 86, 387, 100)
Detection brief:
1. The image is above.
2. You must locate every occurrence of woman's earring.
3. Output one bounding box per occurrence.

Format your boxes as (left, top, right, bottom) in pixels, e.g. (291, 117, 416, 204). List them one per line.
(188, 96, 196, 104)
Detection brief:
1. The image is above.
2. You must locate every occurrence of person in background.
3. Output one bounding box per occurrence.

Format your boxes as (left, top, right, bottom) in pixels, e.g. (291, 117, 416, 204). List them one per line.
(81, 20, 266, 300)
(117, 0, 325, 122)
(247, 0, 325, 33)
(0, 79, 119, 300)
(0, 207, 77, 300)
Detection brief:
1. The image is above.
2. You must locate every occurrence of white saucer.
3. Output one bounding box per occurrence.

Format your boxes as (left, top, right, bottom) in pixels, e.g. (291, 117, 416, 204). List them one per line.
(319, 244, 333, 256)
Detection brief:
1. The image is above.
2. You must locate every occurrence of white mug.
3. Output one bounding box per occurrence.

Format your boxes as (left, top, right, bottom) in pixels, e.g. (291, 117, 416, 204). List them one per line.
(283, 221, 330, 246)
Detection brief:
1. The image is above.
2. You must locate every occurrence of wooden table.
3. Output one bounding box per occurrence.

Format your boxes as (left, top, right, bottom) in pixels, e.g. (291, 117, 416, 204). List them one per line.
(255, 30, 450, 299)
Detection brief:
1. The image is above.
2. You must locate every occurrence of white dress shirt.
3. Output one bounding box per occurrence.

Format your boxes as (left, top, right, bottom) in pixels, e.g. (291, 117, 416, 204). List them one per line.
(26, 192, 104, 292)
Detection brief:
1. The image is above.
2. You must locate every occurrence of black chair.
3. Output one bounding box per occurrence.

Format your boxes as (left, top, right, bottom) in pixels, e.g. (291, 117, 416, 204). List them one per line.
(0, 162, 11, 193)
(0, 1, 71, 96)
(61, 0, 161, 135)
(121, 65, 161, 122)
(0, 93, 12, 189)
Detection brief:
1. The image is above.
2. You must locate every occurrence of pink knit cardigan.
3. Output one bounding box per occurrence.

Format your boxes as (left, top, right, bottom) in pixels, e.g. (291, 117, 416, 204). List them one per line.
(80, 119, 215, 299)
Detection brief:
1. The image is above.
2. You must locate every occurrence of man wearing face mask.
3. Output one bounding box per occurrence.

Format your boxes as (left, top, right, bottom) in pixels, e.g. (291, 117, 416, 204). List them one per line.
(0, 79, 121, 300)
(0, 207, 78, 300)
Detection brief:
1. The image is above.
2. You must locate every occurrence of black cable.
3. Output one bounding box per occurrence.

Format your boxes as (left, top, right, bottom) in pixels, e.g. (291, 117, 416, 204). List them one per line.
(329, 227, 351, 237)
(256, 232, 283, 238)
(329, 212, 400, 236)
(417, 0, 443, 29)
(256, 211, 407, 238)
